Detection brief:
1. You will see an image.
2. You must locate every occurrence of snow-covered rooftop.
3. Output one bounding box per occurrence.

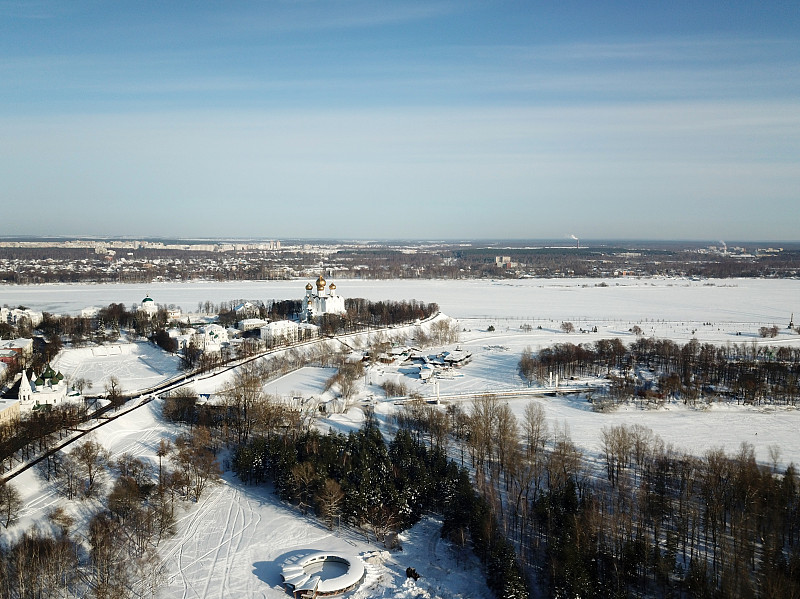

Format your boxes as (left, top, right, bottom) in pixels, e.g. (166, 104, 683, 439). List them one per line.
(281, 552, 366, 596)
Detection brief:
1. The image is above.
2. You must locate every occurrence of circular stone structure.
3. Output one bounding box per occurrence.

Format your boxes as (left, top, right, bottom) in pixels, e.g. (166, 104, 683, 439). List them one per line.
(280, 552, 366, 598)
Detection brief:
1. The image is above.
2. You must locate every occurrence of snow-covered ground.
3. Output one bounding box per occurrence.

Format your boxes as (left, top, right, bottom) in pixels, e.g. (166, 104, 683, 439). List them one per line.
(51, 341, 183, 394)
(5, 277, 800, 598)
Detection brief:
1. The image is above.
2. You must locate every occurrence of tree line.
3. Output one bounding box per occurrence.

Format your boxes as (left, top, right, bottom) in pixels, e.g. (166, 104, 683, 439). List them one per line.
(520, 337, 800, 406)
(0, 403, 87, 475)
(4, 243, 800, 284)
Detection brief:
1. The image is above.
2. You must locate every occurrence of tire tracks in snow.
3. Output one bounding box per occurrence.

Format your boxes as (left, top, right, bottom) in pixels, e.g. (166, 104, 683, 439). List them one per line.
(161, 483, 263, 598)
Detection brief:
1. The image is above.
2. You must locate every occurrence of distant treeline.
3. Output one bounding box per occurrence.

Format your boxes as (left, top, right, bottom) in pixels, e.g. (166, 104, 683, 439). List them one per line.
(520, 336, 800, 405)
(4, 244, 799, 284)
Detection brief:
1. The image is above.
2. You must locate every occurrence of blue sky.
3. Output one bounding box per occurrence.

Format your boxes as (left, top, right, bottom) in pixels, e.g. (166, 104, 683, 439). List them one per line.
(1, 1, 798, 240)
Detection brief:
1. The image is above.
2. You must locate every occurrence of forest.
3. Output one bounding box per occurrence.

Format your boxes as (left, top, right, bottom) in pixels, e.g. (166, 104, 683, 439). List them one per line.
(394, 392, 800, 598)
(4, 301, 800, 597)
(232, 421, 528, 598)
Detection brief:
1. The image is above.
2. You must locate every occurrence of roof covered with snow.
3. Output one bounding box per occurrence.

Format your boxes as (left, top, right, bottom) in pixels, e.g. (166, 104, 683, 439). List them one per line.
(281, 552, 366, 595)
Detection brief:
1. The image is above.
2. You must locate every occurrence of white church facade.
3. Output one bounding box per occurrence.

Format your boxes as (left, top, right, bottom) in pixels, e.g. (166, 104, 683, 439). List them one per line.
(301, 275, 346, 321)
(139, 294, 158, 317)
(17, 365, 81, 413)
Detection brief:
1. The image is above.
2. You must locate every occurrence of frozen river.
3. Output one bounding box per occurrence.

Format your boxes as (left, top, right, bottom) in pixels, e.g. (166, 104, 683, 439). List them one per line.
(1, 277, 798, 325)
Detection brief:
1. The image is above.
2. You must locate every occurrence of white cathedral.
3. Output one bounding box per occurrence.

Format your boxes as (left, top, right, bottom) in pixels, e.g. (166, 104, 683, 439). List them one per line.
(301, 275, 346, 321)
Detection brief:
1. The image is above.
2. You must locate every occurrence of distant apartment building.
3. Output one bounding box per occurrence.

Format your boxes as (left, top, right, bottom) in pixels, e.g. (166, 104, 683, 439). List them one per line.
(260, 320, 299, 345)
(238, 318, 268, 332)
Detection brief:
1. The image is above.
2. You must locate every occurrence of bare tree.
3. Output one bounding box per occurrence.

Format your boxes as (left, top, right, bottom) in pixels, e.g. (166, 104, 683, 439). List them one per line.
(601, 424, 633, 488)
(430, 318, 460, 345)
(468, 395, 500, 474)
(0, 480, 22, 528)
(364, 503, 400, 544)
(291, 461, 317, 514)
(522, 402, 548, 458)
(105, 375, 123, 408)
(47, 506, 75, 537)
(494, 403, 519, 478)
(156, 438, 172, 488)
(74, 376, 92, 394)
(325, 360, 364, 402)
(758, 325, 779, 338)
(519, 346, 538, 386)
(546, 423, 582, 490)
(220, 363, 267, 444)
(317, 478, 344, 529)
(52, 451, 81, 500)
(87, 512, 133, 599)
(768, 444, 782, 473)
(71, 438, 110, 498)
(6, 529, 78, 598)
(170, 427, 221, 501)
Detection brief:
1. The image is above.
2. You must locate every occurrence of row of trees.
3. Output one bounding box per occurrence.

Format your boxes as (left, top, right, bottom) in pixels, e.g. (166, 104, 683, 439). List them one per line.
(162, 357, 319, 444)
(0, 403, 87, 474)
(34, 303, 171, 345)
(343, 298, 438, 327)
(210, 297, 437, 333)
(520, 337, 800, 405)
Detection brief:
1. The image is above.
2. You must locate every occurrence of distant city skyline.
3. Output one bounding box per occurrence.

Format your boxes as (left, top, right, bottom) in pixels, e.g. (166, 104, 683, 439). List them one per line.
(1, 1, 798, 241)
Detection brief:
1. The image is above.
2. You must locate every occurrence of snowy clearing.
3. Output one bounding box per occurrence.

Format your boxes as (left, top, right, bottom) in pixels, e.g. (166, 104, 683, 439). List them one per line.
(51, 341, 183, 395)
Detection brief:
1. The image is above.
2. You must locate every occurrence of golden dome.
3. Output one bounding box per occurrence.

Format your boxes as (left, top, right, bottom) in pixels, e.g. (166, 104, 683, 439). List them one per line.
(316, 275, 326, 290)
(305, 282, 313, 290)
(329, 283, 336, 290)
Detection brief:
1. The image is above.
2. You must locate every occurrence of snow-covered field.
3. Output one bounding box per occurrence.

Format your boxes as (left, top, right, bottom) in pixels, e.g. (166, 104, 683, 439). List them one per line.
(5, 277, 800, 598)
(51, 341, 183, 394)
